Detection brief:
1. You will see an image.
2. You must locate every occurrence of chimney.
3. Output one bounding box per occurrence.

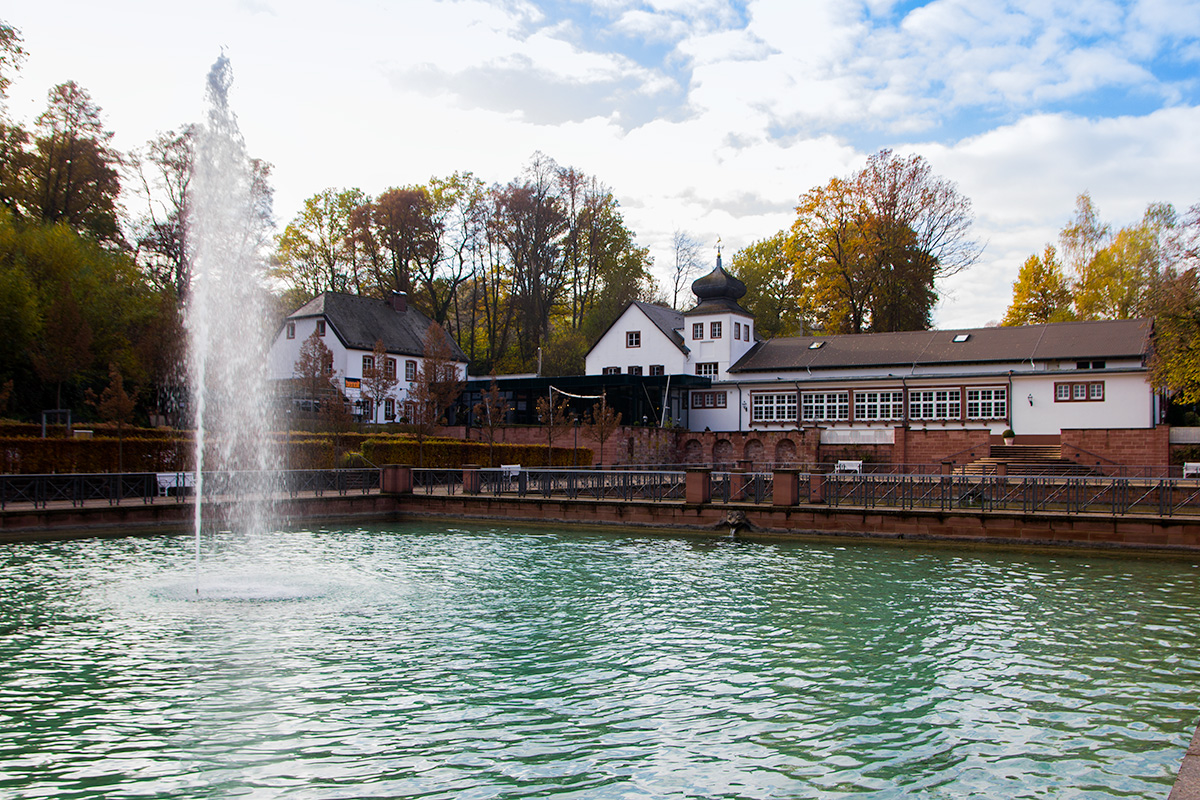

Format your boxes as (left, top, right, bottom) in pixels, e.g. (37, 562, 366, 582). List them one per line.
(390, 291, 407, 312)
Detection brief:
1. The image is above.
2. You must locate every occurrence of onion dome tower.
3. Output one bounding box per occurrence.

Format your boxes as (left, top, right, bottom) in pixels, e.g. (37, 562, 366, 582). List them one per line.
(688, 252, 751, 315)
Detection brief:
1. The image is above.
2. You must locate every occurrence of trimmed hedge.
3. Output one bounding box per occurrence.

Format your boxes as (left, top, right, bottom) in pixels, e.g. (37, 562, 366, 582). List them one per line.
(0, 431, 592, 474)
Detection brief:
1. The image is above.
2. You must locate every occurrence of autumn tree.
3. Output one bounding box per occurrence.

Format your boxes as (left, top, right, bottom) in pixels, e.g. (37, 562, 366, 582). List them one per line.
(473, 374, 510, 467)
(1002, 245, 1074, 326)
(24, 81, 123, 244)
(360, 339, 397, 424)
(87, 363, 135, 472)
(791, 149, 980, 333)
(31, 285, 93, 409)
(407, 323, 464, 466)
(292, 328, 339, 427)
(0, 20, 24, 103)
(1149, 265, 1200, 403)
(535, 391, 571, 465)
(585, 394, 622, 468)
(730, 231, 806, 338)
(276, 187, 367, 304)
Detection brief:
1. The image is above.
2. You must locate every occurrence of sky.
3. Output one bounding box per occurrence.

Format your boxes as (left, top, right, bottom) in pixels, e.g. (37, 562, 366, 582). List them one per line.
(4, 0, 1199, 329)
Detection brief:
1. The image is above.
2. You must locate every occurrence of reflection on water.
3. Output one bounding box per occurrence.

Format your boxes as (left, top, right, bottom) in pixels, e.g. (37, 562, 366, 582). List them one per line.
(0, 525, 1197, 799)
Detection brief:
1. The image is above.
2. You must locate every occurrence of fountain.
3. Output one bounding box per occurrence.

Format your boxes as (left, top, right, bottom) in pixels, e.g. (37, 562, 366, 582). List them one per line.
(185, 55, 280, 577)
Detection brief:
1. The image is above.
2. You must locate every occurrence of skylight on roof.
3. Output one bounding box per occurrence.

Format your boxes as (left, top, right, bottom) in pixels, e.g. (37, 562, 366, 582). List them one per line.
(952, 334, 970, 343)
(808, 341, 825, 349)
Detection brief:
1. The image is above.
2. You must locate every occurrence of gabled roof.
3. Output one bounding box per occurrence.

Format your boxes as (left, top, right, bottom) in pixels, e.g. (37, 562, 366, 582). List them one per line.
(729, 318, 1151, 374)
(589, 300, 689, 355)
(287, 292, 468, 362)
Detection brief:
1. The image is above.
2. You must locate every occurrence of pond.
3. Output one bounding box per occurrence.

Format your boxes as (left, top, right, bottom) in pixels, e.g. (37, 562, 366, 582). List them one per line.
(1, 524, 1197, 798)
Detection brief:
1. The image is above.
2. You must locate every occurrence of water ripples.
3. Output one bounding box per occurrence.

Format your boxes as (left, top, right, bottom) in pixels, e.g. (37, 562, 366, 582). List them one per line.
(0, 527, 1198, 798)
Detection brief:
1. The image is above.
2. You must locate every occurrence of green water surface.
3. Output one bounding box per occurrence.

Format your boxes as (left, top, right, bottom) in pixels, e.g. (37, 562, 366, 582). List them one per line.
(0, 524, 1197, 798)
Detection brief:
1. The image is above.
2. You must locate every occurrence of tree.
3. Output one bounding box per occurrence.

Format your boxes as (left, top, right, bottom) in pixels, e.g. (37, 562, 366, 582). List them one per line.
(1002, 245, 1075, 326)
(670, 229, 703, 310)
(0, 20, 24, 103)
(31, 284, 93, 409)
(407, 323, 464, 466)
(361, 338, 397, 424)
(790, 149, 980, 333)
(293, 328, 339, 427)
(585, 394, 622, 468)
(730, 232, 806, 337)
(536, 391, 571, 465)
(128, 126, 194, 296)
(473, 374, 509, 467)
(25, 81, 123, 244)
(87, 363, 135, 472)
(1149, 265, 1200, 403)
(276, 187, 367, 303)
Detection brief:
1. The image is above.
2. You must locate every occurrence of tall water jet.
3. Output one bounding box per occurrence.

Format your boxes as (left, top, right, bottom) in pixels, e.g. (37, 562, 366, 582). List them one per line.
(186, 55, 280, 568)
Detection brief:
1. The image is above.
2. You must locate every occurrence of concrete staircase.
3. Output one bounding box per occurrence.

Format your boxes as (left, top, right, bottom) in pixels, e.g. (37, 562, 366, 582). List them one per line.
(960, 443, 1096, 476)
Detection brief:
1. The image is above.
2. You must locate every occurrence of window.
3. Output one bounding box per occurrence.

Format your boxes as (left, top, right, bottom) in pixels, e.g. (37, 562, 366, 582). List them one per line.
(966, 387, 1007, 419)
(808, 341, 824, 350)
(745, 323, 751, 340)
(650, 365, 664, 376)
(910, 389, 961, 420)
(696, 362, 718, 377)
(628, 365, 643, 375)
(362, 355, 374, 374)
(316, 320, 326, 337)
(854, 390, 905, 420)
(752, 392, 797, 423)
(405, 360, 417, 381)
(385, 358, 397, 379)
(693, 323, 704, 340)
(691, 391, 727, 409)
(1076, 360, 1106, 370)
(801, 391, 849, 421)
(602, 366, 620, 375)
(627, 331, 641, 348)
(1055, 381, 1104, 402)
(952, 333, 970, 343)
(734, 322, 741, 340)
(384, 398, 395, 420)
(711, 321, 722, 339)
(286, 322, 295, 339)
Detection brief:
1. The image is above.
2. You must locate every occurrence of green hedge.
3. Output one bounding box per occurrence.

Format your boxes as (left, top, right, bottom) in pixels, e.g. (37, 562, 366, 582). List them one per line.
(0, 432, 593, 473)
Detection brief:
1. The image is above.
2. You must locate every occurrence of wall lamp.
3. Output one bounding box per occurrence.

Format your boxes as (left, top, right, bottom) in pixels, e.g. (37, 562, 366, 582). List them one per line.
(1028, 393, 1034, 406)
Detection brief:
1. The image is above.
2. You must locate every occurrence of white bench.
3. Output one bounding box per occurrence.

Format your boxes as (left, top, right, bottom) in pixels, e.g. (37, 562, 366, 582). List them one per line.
(156, 472, 196, 496)
(500, 464, 521, 479)
(835, 460, 863, 474)
(1184, 463, 1200, 479)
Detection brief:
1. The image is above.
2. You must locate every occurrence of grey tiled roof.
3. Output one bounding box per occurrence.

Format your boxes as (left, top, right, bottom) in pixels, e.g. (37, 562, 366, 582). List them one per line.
(631, 300, 689, 354)
(288, 292, 468, 362)
(729, 318, 1151, 374)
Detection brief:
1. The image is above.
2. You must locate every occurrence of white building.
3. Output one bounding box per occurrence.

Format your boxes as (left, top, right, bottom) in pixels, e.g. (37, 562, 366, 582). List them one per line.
(270, 291, 468, 422)
(585, 260, 1159, 441)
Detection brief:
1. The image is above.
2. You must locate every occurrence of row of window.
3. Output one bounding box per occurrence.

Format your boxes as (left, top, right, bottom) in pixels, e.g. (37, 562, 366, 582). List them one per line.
(625, 321, 753, 348)
(736, 387, 1019, 424)
(1056, 381, 1105, 402)
(285, 320, 326, 339)
(362, 355, 420, 381)
(602, 365, 667, 376)
(691, 391, 728, 409)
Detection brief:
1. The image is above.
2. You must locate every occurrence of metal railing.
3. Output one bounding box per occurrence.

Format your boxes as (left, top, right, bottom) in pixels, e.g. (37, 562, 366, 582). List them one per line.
(0, 469, 381, 510)
(475, 468, 687, 503)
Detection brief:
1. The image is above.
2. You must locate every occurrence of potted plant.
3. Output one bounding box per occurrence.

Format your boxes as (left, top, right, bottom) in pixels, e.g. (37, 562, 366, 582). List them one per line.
(1002, 429, 1016, 446)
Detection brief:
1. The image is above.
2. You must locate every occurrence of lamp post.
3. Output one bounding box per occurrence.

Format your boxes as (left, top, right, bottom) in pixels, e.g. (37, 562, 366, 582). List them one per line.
(574, 415, 580, 467)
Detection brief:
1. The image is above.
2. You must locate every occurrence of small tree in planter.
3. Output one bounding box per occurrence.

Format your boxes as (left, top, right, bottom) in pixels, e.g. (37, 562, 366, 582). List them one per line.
(1002, 429, 1016, 446)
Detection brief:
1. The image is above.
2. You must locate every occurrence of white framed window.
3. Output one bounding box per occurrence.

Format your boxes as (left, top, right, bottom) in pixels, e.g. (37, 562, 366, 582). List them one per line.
(966, 387, 1007, 419)
(385, 358, 397, 379)
(650, 365, 664, 376)
(602, 366, 620, 375)
(734, 322, 741, 340)
(752, 392, 797, 423)
(362, 355, 374, 374)
(692, 391, 727, 409)
(628, 365, 643, 375)
(1055, 381, 1104, 402)
(693, 323, 703, 340)
(384, 398, 395, 420)
(854, 390, 904, 420)
(801, 391, 849, 421)
(316, 320, 326, 337)
(711, 321, 722, 339)
(696, 362, 718, 377)
(910, 389, 961, 420)
(286, 322, 295, 339)
(405, 360, 417, 381)
(627, 331, 641, 348)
